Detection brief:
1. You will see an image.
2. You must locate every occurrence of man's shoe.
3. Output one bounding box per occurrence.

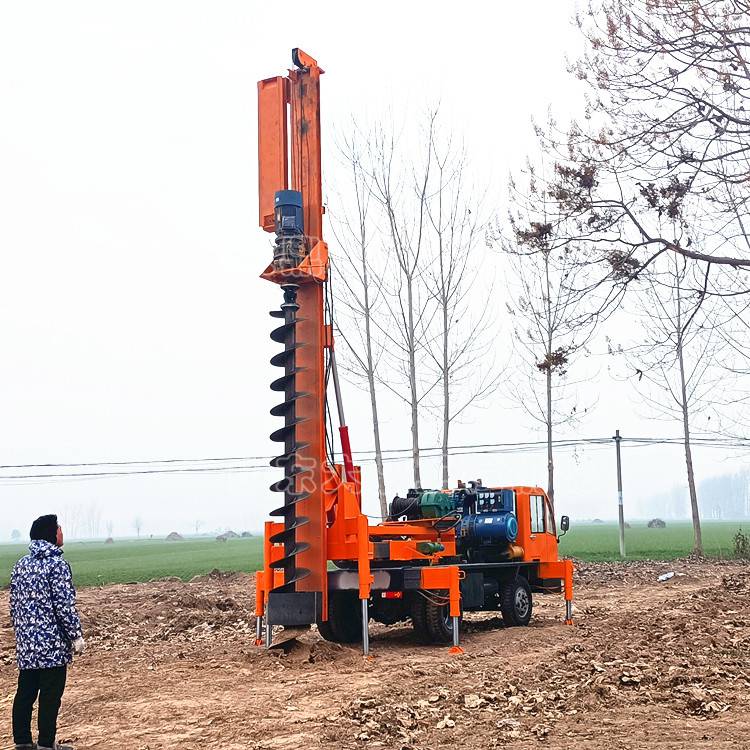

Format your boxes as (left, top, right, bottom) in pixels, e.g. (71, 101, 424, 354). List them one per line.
(38, 744, 73, 750)
(15, 744, 36, 749)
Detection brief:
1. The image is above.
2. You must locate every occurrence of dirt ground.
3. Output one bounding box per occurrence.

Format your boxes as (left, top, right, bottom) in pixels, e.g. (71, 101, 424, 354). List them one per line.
(1, 560, 749, 750)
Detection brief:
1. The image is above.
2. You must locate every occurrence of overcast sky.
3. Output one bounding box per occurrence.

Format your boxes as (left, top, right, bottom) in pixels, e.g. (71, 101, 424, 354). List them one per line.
(1, 1, 745, 540)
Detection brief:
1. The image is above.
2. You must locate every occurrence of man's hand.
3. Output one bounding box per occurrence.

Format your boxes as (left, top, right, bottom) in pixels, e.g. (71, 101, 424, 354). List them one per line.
(72, 636, 85, 655)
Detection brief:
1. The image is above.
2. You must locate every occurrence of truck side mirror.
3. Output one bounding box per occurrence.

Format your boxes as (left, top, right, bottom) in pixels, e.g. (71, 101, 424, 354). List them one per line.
(559, 515, 570, 534)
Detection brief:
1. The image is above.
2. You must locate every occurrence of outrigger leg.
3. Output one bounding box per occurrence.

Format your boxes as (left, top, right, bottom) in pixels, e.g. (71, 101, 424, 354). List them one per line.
(361, 598, 370, 656)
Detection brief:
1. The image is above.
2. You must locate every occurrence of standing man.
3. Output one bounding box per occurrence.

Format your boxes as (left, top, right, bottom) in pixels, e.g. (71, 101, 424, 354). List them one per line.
(9, 515, 84, 750)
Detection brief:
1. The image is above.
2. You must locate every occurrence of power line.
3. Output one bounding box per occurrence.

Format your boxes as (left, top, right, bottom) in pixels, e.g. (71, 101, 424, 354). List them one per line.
(0, 464, 267, 481)
(0, 455, 257, 470)
(3, 434, 745, 470)
(1, 435, 748, 484)
(0, 438, 615, 469)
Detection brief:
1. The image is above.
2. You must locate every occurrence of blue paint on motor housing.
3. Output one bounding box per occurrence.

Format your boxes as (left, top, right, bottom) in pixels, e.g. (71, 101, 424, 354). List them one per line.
(461, 511, 518, 544)
(272, 190, 305, 269)
(274, 190, 304, 234)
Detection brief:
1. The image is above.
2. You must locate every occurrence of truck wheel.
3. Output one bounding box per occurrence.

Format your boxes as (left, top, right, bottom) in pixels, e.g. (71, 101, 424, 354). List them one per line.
(410, 592, 432, 643)
(424, 590, 462, 644)
(317, 591, 363, 644)
(501, 575, 533, 627)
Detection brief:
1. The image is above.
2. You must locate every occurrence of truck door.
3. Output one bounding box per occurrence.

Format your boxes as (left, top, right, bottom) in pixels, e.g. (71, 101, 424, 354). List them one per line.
(526, 492, 556, 561)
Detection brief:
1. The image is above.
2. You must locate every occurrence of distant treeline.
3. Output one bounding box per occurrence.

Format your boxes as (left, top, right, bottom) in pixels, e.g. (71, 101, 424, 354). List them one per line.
(647, 470, 750, 520)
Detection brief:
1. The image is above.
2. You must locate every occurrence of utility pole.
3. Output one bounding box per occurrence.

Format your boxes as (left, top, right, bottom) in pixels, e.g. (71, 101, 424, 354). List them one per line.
(614, 429, 625, 558)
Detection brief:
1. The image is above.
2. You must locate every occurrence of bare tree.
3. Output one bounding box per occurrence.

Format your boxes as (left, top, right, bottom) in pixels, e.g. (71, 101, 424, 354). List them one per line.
(63, 504, 84, 539)
(366, 115, 439, 488)
(194, 519, 204, 535)
(500, 161, 597, 507)
(133, 516, 143, 538)
(330, 131, 389, 516)
(85, 502, 102, 538)
(106, 520, 114, 538)
(620, 254, 731, 554)
(424, 132, 499, 489)
(11, 528, 21, 543)
(528, 0, 750, 319)
(711, 292, 750, 434)
(510, 0, 750, 517)
(700, 469, 750, 519)
(334, 112, 500, 493)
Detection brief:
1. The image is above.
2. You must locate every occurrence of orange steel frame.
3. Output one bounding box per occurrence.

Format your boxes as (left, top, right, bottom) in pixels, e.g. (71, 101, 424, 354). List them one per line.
(254, 50, 572, 637)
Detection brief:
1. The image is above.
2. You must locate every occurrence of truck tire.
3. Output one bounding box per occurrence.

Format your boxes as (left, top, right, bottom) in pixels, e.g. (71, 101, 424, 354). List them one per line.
(410, 592, 432, 643)
(317, 591, 363, 644)
(501, 575, 533, 627)
(420, 590, 462, 644)
(425, 600, 453, 644)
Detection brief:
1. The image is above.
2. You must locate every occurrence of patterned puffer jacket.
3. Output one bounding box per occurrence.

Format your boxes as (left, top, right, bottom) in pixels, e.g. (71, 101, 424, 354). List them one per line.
(9, 539, 83, 670)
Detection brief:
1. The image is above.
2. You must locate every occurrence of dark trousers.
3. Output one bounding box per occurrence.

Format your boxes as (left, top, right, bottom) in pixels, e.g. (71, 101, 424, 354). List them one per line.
(12, 666, 67, 748)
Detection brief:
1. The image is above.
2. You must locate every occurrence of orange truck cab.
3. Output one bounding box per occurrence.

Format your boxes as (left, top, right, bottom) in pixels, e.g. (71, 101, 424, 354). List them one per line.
(515, 486, 561, 562)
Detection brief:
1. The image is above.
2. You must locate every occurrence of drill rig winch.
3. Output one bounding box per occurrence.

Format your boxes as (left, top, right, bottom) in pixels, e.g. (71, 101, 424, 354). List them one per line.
(254, 49, 574, 655)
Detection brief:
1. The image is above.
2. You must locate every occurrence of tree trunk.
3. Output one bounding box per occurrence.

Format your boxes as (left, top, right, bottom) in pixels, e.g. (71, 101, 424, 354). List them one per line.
(366, 364, 387, 519)
(407, 276, 421, 488)
(678, 337, 703, 555)
(546, 365, 554, 508)
(367, 372, 388, 518)
(544, 254, 555, 510)
(441, 301, 450, 490)
(361, 244, 388, 518)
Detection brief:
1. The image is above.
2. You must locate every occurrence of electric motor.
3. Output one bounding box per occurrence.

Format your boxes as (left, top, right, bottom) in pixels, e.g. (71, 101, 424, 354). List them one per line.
(460, 512, 518, 545)
(272, 190, 305, 269)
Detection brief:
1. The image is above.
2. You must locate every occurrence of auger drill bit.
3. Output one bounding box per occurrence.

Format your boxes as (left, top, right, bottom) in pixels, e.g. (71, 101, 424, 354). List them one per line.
(268, 283, 310, 591)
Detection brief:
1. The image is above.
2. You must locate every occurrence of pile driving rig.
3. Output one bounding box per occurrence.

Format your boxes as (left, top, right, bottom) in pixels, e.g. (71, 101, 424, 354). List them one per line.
(254, 50, 574, 655)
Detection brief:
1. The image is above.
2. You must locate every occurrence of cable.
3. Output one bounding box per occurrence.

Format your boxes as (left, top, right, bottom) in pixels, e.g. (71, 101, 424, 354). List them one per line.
(0, 455, 263, 470)
(416, 589, 451, 605)
(3, 435, 749, 483)
(0, 464, 269, 481)
(324, 275, 344, 482)
(5, 434, 746, 471)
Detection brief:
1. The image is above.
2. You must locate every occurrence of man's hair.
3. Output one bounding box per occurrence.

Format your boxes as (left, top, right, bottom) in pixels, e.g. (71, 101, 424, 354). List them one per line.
(30, 514, 58, 545)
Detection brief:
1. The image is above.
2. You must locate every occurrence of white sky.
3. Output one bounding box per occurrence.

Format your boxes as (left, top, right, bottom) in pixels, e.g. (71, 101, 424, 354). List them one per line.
(0, 1, 745, 540)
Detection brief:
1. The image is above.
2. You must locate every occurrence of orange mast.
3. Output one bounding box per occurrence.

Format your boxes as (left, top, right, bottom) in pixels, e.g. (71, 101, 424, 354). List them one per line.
(258, 49, 331, 629)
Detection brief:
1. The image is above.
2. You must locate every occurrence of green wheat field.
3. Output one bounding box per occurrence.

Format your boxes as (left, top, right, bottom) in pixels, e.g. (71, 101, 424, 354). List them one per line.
(0, 521, 746, 588)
